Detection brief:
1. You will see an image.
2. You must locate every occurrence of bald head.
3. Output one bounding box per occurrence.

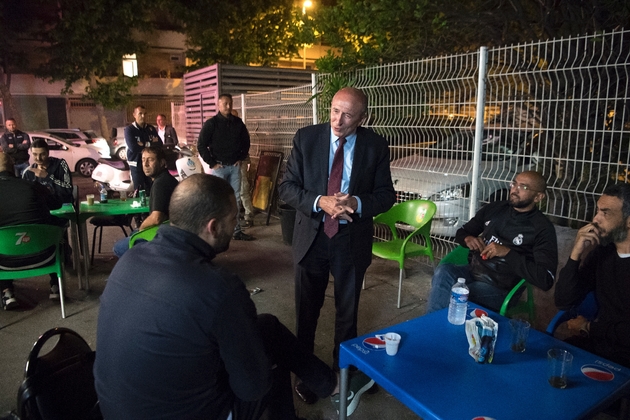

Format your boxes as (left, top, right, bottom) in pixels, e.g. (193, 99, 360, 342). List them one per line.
(519, 171, 547, 192)
(333, 87, 368, 117)
(169, 174, 235, 235)
(0, 151, 14, 174)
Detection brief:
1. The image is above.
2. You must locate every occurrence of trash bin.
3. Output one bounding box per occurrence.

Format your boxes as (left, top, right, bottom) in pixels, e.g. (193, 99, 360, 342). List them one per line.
(278, 204, 296, 245)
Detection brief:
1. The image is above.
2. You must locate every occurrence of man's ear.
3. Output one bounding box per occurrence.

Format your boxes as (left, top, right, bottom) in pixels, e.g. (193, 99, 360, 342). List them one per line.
(534, 191, 545, 204)
(206, 218, 219, 238)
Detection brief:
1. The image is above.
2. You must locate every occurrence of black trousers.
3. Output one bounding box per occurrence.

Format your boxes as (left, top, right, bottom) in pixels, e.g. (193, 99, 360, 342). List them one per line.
(232, 314, 337, 420)
(294, 224, 368, 368)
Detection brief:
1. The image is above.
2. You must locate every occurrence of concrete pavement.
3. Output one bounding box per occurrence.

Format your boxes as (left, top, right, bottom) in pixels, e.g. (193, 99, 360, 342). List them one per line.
(0, 178, 614, 419)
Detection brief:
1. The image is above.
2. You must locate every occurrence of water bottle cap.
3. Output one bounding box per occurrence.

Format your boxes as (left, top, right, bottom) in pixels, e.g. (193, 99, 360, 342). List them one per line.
(457, 277, 466, 283)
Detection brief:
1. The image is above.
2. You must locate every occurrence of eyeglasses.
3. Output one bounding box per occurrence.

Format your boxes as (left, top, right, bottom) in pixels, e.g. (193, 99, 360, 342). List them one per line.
(509, 182, 540, 192)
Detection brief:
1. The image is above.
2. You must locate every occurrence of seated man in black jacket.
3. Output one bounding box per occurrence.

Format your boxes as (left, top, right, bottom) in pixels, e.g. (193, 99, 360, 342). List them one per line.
(95, 174, 373, 419)
(0, 151, 66, 310)
(555, 183, 630, 368)
(427, 171, 558, 313)
(22, 138, 73, 204)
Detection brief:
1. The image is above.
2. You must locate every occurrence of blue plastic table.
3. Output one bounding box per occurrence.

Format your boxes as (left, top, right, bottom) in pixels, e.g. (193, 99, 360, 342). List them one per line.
(338, 305, 630, 420)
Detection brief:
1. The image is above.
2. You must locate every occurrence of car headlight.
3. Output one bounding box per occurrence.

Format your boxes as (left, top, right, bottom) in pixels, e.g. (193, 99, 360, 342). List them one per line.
(429, 184, 470, 201)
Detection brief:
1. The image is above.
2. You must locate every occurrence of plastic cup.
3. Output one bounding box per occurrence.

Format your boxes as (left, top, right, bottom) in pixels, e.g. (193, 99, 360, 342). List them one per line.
(509, 319, 530, 353)
(120, 190, 127, 201)
(384, 333, 401, 356)
(547, 348, 573, 389)
(86, 194, 95, 205)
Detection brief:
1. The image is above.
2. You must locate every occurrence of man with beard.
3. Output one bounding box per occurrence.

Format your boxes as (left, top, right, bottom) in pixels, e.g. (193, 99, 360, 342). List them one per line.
(426, 171, 558, 313)
(554, 183, 630, 368)
(95, 174, 352, 420)
(112, 146, 179, 257)
(22, 138, 73, 204)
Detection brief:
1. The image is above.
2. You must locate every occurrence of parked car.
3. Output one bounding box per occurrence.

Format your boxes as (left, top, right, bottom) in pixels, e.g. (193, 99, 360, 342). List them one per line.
(109, 126, 128, 160)
(43, 128, 110, 158)
(27, 132, 101, 177)
(389, 128, 538, 236)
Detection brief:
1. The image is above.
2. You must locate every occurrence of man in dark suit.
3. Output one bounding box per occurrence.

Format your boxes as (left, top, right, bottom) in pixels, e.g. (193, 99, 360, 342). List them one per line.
(156, 114, 179, 148)
(279, 87, 396, 404)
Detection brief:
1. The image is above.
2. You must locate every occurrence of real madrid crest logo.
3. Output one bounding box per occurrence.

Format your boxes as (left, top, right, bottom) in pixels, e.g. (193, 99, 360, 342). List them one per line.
(513, 234, 523, 246)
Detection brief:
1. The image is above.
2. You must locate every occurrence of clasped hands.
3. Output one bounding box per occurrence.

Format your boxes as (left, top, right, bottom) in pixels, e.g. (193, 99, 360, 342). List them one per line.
(464, 236, 510, 260)
(319, 192, 357, 222)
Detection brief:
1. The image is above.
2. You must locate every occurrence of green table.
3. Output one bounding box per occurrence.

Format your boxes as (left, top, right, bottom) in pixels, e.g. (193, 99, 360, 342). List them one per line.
(50, 203, 82, 289)
(78, 199, 149, 289)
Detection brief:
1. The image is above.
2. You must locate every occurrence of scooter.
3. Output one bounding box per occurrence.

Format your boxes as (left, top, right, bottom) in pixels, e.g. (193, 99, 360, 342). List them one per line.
(91, 157, 134, 193)
(92, 145, 204, 193)
(166, 145, 206, 181)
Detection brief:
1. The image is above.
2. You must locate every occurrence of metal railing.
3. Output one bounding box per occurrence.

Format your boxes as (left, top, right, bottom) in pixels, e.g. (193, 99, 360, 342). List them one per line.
(236, 29, 630, 255)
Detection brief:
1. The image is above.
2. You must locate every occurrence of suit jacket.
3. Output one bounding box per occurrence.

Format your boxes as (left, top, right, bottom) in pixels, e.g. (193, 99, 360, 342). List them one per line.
(279, 123, 396, 266)
(161, 125, 179, 147)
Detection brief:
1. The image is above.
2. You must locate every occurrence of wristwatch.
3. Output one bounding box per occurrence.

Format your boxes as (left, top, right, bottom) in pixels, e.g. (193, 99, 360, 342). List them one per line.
(579, 321, 590, 338)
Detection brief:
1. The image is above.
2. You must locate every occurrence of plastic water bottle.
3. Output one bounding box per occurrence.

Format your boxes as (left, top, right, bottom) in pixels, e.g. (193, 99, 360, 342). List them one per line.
(99, 185, 108, 203)
(447, 278, 469, 325)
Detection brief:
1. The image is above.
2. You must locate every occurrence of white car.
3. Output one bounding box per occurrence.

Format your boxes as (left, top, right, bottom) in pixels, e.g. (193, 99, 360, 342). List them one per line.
(390, 129, 538, 236)
(109, 126, 128, 160)
(27, 132, 102, 177)
(43, 128, 111, 158)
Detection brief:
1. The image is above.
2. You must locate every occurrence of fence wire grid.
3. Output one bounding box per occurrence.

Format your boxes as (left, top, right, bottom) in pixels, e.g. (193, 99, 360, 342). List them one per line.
(237, 29, 630, 257)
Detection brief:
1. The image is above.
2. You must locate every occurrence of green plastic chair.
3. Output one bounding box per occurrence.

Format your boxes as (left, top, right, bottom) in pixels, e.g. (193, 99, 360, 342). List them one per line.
(0, 224, 67, 318)
(128, 221, 168, 248)
(372, 200, 437, 308)
(439, 245, 535, 321)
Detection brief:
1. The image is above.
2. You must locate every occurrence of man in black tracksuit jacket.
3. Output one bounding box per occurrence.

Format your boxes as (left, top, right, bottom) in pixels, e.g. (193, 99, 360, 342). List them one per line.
(125, 105, 162, 191)
(427, 171, 558, 312)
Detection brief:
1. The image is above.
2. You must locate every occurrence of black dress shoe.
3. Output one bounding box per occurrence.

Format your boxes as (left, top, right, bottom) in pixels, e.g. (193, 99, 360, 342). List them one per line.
(294, 380, 318, 404)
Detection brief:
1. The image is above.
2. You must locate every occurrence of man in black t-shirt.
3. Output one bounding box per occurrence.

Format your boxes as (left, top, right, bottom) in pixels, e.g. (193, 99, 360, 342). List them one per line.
(113, 147, 178, 257)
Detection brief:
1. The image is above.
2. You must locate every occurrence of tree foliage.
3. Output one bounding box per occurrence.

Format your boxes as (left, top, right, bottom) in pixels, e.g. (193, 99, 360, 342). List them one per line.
(313, 0, 630, 72)
(35, 0, 153, 109)
(0, 0, 40, 125)
(169, 0, 304, 68)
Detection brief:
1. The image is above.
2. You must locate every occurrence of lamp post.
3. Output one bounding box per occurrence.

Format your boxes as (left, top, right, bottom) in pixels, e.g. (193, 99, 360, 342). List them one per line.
(302, 0, 312, 69)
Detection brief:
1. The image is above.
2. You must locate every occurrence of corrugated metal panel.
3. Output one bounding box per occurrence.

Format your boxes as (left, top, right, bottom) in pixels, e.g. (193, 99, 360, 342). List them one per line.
(184, 64, 313, 145)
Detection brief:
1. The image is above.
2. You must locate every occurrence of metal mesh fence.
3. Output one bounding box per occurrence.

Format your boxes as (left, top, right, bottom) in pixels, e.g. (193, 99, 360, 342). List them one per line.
(237, 29, 630, 257)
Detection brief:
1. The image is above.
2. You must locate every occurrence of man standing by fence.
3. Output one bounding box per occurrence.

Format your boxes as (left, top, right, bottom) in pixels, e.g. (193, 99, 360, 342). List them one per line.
(197, 93, 254, 241)
(279, 87, 396, 404)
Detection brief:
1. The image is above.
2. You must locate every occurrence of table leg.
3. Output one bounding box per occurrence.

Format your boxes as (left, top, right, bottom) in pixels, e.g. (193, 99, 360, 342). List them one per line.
(79, 221, 90, 291)
(339, 367, 349, 420)
(69, 220, 82, 289)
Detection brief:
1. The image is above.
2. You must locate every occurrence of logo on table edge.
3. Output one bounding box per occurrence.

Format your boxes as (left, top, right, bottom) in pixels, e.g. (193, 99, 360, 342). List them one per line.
(581, 364, 614, 381)
(362, 336, 386, 350)
(472, 417, 496, 420)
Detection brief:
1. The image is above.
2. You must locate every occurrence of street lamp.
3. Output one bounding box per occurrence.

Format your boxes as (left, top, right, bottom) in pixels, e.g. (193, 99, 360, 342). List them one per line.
(302, 0, 313, 69)
(302, 0, 312, 14)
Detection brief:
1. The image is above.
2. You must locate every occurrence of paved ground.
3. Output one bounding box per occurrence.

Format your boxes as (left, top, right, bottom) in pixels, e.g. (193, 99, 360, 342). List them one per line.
(0, 175, 617, 419)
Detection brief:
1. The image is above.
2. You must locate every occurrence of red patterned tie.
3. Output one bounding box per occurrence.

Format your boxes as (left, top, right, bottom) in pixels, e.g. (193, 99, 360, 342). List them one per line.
(324, 137, 347, 238)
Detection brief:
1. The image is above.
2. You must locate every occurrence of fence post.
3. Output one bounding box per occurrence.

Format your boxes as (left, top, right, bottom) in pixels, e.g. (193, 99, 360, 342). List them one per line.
(470, 46, 488, 220)
(311, 73, 318, 125)
(240, 93, 247, 123)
